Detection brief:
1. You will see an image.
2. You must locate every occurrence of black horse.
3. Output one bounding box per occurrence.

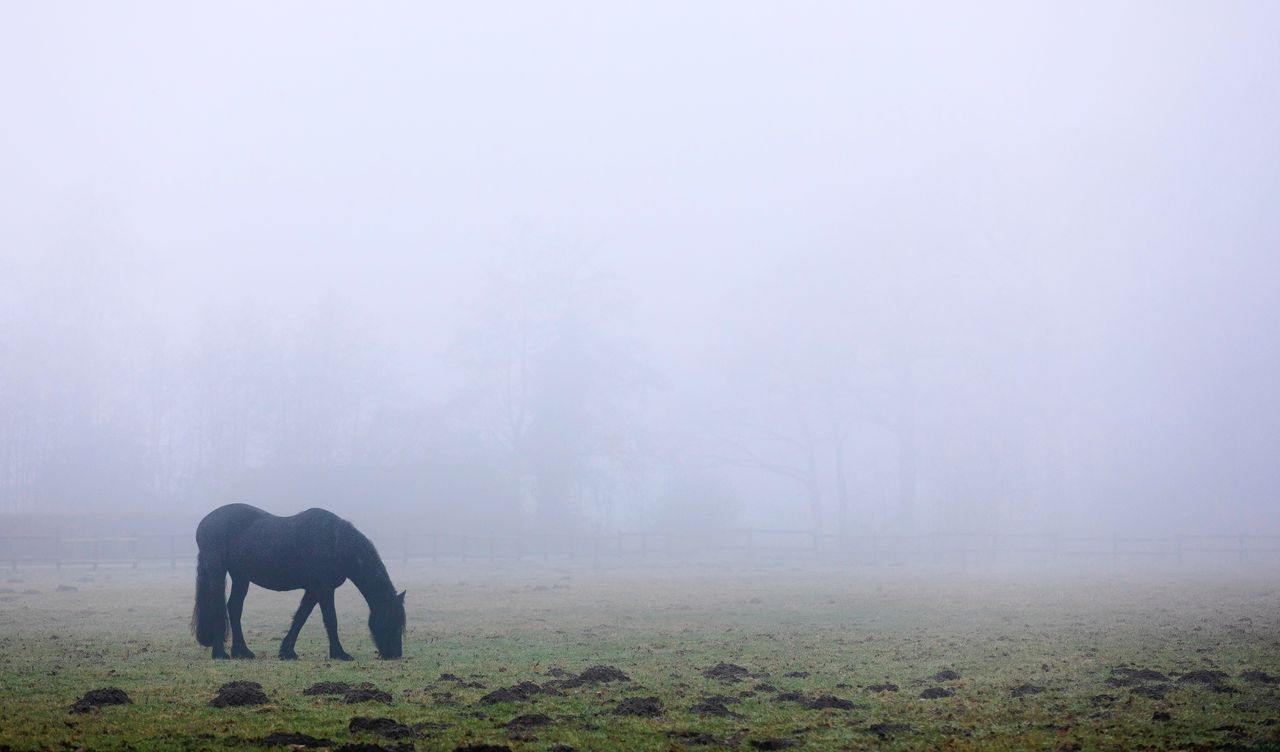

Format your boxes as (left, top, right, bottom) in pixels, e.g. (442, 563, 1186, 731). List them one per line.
(192, 503, 405, 660)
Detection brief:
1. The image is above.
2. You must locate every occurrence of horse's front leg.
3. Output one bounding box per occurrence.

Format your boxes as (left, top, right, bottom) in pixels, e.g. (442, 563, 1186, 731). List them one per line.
(318, 588, 353, 661)
(227, 576, 255, 659)
(279, 590, 317, 660)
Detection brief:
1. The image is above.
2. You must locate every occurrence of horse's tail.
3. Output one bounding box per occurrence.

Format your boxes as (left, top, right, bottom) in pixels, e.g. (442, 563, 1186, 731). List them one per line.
(191, 546, 227, 648)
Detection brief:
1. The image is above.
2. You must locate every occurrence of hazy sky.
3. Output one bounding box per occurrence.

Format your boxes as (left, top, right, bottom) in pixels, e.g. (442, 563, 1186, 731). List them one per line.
(3, 3, 1278, 533)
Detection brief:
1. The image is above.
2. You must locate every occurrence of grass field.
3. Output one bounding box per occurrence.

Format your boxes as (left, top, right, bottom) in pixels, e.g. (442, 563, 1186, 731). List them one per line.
(1, 561, 1278, 751)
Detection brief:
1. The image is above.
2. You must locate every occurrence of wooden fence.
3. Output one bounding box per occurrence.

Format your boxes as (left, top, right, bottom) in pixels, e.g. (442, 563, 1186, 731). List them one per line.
(1, 530, 1278, 570)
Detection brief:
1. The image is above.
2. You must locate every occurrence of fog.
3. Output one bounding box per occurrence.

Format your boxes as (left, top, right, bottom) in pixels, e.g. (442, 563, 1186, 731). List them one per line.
(2, 2, 1278, 548)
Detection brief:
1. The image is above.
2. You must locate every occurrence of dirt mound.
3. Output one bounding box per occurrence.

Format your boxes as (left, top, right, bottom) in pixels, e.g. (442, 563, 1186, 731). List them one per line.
(867, 683, 899, 693)
(752, 682, 778, 692)
(806, 694, 855, 710)
(1010, 684, 1046, 698)
(258, 731, 334, 747)
(1178, 670, 1229, 685)
(335, 744, 415, 752)
(480, 681, 544, 705)
(454, 745, 513, 752)
(1241, 670, 1279, 685)
(505, 713, 552, 733)
(783, 671, 810, 678)
(304, 681, 352, 695)
(210, 681, 268, 707)
(1105, 667, 1168, 686)
(690, 699, 742, 718)
(669, 730, 732, 746)
(614, 696, 663, 716)
(919, 687, 953, 699)
(702, 663, 751, 682)
(346, 686, 393, 704)
(1130, 684, 1168, 700)
(868, 722, 911, 738)
(349, 716, 416, 739)
(772, 691, 805, 704)
(1152, 711, 1172, 722)
(749, 739, 796, 750)
(933, 669, 961, 681)
(70, 687, 132, 713)
(576, 665, 631, 684)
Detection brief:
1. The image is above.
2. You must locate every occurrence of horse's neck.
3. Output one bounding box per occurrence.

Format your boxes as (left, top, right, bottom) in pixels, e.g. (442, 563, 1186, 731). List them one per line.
(350, 555, 395, 606)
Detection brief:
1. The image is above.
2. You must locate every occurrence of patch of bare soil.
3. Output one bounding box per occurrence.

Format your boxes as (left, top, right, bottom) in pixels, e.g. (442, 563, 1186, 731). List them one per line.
(304, 681, 352, 695)
(867, 683, 899, 693)
(690, 699, 742, 718)
(70, 687, 132, 713)
(783, 671, 809, 678)
(479, 682, 545, 705)
(749, 739, 797, 750)
(919, 687, 953, 699)
(933, 669, 961, 681)
(345, 685, 394, 704)
(1241, 670, 1279, 685)
(1178, 669, 1231, 690)
(806, 694, 855, 710)
(209, 681, 268, 707)
(573, 665, 631, 684)
(1130, 685, 1168, 700)
(614, 696, 663, 717)
(1010, 684, 1046, 698)
(454, 745, 513, 752)
(668, 730, 732, 746)
(702, 663, 751, 682)
(257, 731, 334, 747)
(349, 716, 416, 739)
(1105, 667, 1168, 686)
(505, 713, 552, 734)
(868, 722, 911, 738)
(1152, 711, 1172, 722)
(335, 743, 415, 752)
(438, 673, 487, 689)
(752, 682, 777, 692)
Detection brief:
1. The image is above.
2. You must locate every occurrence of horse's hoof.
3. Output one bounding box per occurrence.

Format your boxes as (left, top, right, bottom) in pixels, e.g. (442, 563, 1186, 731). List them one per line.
(231, 648, 256, 659)
(330, 652, 354, 661)
(212, 651, 229, 660)
(278, 650, 298, 661)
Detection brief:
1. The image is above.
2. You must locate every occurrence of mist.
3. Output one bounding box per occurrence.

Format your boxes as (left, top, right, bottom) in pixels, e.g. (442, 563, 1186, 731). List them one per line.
(3, 1, 1278, 550)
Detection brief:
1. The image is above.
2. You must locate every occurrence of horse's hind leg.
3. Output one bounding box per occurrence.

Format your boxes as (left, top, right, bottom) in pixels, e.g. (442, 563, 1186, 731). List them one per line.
(226, 576, 255, 659)
(318, 588, 354, 661)
(279, 591, 317, 660)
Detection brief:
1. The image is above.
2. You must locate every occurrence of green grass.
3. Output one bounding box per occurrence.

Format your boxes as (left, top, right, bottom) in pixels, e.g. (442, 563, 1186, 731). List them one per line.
(1, 562, 1278, 751)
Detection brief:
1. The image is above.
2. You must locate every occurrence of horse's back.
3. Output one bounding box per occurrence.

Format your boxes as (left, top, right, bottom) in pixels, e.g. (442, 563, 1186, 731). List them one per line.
(197, 504, 352, 592)
(196, 503, 271, 546)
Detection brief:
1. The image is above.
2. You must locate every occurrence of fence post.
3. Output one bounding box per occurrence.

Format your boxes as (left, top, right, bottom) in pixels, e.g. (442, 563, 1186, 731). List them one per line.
(170, 535, 177, 569)
(131, 538, 138, 568)
(92, 539, 99, 570)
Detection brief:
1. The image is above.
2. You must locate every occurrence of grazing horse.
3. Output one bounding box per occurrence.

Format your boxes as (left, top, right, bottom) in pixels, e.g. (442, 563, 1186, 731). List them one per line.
(191, 503, 405, 660)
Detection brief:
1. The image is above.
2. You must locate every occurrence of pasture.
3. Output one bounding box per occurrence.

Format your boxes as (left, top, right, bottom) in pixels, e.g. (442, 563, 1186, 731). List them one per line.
(1, 562, 1278, 751)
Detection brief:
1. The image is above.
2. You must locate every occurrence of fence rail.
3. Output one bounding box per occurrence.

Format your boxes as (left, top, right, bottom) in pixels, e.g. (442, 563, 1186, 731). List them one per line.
(1, 530, 1278, 570)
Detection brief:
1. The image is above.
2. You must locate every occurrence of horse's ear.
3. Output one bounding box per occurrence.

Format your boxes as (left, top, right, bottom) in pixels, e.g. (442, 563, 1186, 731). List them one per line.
(397, 590, 406, 603)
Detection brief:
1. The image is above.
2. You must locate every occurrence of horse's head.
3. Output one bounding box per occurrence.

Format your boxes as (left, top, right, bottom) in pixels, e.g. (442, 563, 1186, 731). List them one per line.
(369, 590, 406, 659)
